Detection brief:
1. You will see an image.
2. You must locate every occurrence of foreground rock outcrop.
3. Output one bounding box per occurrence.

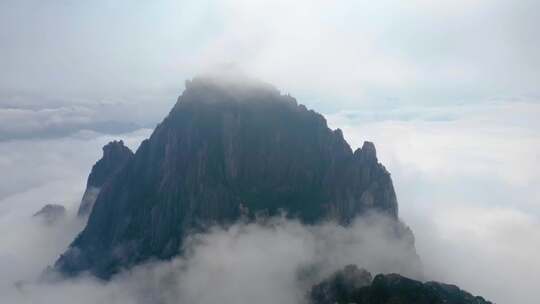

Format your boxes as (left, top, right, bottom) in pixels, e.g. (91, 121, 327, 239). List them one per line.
(55, 77, 414, 279)
(310, 265, 493, 304)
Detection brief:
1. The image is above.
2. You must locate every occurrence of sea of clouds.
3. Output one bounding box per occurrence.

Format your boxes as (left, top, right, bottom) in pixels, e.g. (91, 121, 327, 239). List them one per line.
(0, 97, 538, 304)
(0, 129, 420, 304)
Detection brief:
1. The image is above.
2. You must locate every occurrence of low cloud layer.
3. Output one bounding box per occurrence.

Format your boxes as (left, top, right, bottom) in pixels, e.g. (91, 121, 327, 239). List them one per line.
(0, 130, 151, 280)
(3, 200, 421, 304)
(0, 98, 175, 141)
(327, 100, 540, 304)
(0, 100, 538, 304)
(0, 128, 417, 304)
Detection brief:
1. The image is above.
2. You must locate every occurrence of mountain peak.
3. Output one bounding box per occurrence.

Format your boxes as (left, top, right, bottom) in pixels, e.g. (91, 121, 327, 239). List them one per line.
(89, 140, 133, 187)
(56, 79, 406, 279)
(355, 141, 378, 162)
(102, 140, 129, 156)
(77, 140, 134, 217)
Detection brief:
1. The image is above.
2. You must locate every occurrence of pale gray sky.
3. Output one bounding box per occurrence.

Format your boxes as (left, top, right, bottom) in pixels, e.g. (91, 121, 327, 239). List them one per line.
(1, 0, 539, 139)
(1, 0, 539, 111)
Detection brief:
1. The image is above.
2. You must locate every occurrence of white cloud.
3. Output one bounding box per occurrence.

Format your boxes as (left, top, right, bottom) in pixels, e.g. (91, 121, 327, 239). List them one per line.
(327, 101, 540, 187)
(3, 215, 421, 304)
(0, 101, 171, 141)
(0, 128, 420, 304)
(0, 129, 151, 200)
(327, 100, 540, 303)
(0, 130, 150, 300)
(1, 99, 537, 303)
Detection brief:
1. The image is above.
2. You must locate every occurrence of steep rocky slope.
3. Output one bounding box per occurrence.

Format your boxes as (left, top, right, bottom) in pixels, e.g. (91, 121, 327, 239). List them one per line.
(56, 77, 411, 279)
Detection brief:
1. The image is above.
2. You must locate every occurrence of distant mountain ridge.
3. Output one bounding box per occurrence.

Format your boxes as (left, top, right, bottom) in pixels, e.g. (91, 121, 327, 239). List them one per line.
(55, 77, 414, 279)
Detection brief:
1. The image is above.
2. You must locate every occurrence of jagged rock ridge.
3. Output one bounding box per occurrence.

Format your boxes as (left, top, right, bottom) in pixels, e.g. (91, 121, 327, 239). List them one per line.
(77, 140, 134, 217)
(56, 77, 408, 279)
(309, 265, 493, 304)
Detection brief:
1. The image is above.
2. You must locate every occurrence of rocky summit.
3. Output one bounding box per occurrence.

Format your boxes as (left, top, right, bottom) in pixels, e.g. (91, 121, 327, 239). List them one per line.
(77, 140, 134, 217)
(55, 77, 412, 279)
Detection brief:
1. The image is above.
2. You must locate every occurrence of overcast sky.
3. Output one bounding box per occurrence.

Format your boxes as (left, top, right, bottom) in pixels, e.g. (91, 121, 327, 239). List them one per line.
(1, 0, 539, 109)
(0, 1, 539, 303)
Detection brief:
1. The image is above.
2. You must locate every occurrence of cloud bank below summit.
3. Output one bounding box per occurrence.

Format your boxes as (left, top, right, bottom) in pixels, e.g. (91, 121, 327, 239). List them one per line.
(0, 128, 420, 304)
(327, 101, 540, 304)
(6, 215, 422, 304)
(0, 99, 538, 303)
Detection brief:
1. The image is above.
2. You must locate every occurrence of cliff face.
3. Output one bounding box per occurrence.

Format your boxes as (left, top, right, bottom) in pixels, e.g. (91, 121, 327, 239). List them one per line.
(77, 140, 134, 217)
(56, 77, 404, 279)
(309, 265, 493, 304)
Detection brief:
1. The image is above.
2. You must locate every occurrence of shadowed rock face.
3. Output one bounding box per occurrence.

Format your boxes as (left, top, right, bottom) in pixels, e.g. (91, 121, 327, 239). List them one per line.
(77, 140, 134, 217)
(56, 77, 405, 279)
(309, 265, 493, 304)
